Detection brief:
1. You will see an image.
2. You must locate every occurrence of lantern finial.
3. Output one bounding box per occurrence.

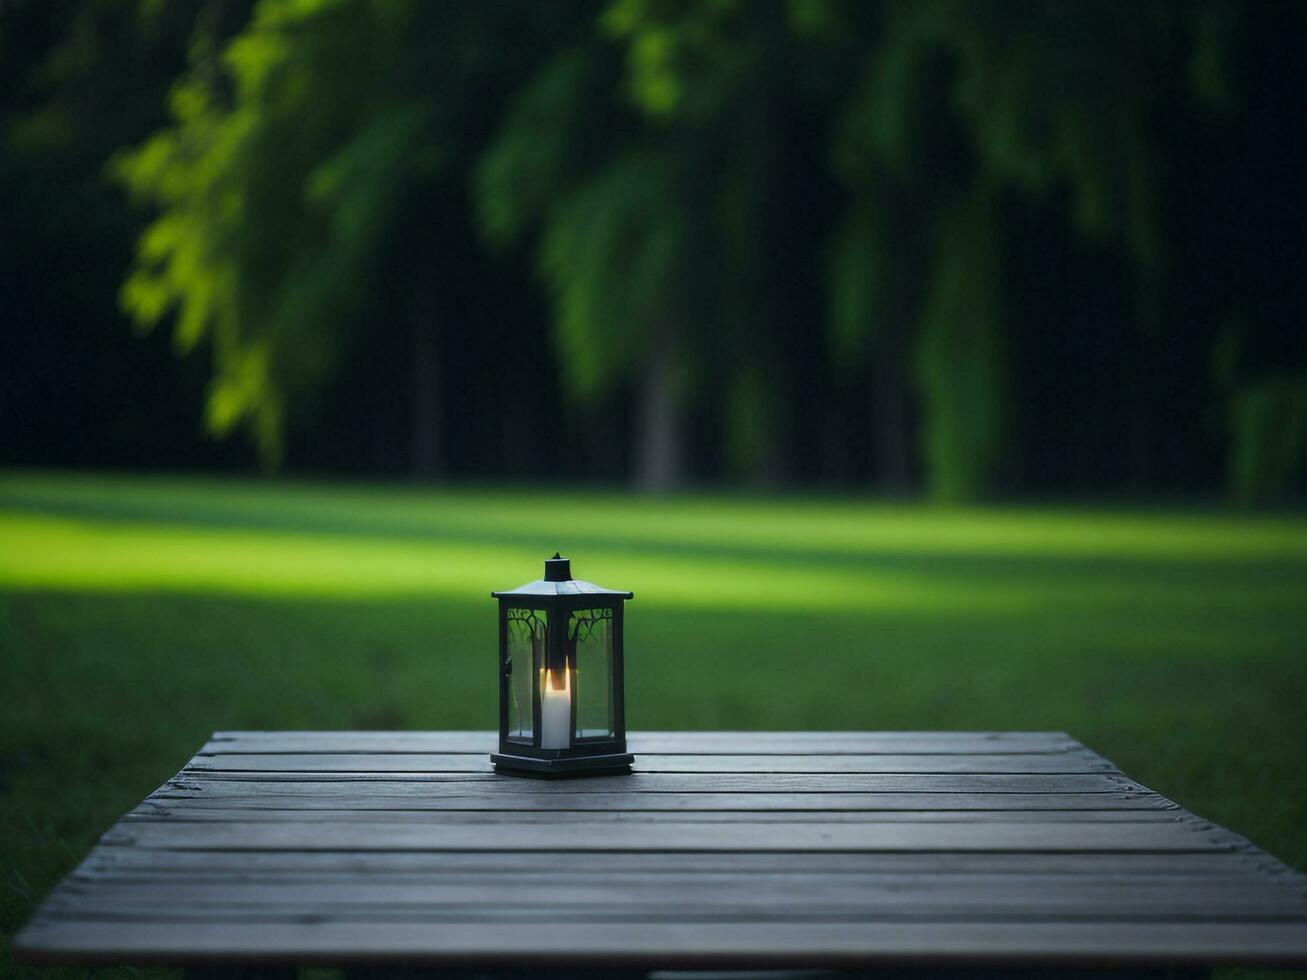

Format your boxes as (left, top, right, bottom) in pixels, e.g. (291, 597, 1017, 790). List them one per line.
(544, 553, 571, 582)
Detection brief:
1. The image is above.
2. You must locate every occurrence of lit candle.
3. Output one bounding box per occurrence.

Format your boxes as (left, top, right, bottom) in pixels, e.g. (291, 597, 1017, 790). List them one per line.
(540, 667, 571, 750)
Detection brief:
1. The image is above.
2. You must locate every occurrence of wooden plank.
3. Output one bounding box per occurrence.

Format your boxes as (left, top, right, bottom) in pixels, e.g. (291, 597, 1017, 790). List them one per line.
(99, 819, 1233, 852)
(171, 772, 1142, 793)
(70, 847, 1288, 879)
(187, 752, 1113, 774)
(70, 876, 1297, 906)
(204, 730, 1082, 755)
(37, 901, 1307, 925)
(73, 866, 1291, 891)
(15, 919, 1307, 967)
(148, 787, 1173, 811)
(126, 805, 1186, 824)
(43, 877, 1307, 918)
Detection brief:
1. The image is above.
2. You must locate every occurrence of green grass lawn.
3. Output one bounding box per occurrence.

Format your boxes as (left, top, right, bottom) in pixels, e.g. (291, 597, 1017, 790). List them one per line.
(2, 470, 1306, 978)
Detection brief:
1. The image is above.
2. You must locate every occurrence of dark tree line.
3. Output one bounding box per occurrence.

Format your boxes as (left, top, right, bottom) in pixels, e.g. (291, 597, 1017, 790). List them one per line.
(3, 0, 1305, 500)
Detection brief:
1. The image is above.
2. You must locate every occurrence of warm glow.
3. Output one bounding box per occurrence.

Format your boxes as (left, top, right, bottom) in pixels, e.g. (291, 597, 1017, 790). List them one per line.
(540, 667, 569, 694)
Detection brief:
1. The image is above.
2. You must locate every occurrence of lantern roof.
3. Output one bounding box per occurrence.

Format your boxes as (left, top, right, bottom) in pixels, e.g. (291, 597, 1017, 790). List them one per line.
(491, 554, 633, 600)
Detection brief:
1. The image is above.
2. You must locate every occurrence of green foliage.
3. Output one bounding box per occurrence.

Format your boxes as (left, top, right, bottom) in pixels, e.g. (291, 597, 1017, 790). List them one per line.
(723, 364, 769, 477)
(1228, 377, 1307, 504)
(474, 49, 595, 248)
(574, 0, 813, 479)
(826, 196, 894, 367)
(113, 0, 434, 465)
(855, 0, 1186, 268)
(477, 0, 1254, 494)
(915, 187, 1004, 502)
(67, 0, 1286, 497)
(822, 0, 1241, 497)
(474, 5, 729, 420)
(538, 148, 689, 400)
(473, 10, 699, 407)
(601, 0, 747, 120)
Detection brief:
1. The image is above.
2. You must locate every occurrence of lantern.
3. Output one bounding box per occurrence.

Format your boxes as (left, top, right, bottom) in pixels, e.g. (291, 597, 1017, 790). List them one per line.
(490, 554, 634, 776)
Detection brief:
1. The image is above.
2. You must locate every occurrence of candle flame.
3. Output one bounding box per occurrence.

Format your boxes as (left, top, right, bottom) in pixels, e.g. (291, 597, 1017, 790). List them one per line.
(541, 667, 569, 694)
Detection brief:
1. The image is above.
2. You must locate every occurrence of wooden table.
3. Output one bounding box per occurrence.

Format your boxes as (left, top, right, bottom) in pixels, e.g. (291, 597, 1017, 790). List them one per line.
(13, 731, 1307, 975)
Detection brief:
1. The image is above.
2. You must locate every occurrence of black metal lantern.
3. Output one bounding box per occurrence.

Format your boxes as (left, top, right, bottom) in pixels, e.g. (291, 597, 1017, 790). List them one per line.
(490, 554, 634, 776)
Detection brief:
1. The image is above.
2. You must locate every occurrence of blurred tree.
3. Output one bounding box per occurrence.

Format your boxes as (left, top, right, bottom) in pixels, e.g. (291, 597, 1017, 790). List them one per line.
(1226, 377, 1307, 504)
(826, 0, 1230, 499)
(475, 22, 708, 490)
(0, 0, 254, 469)
(13, 0, 1297, 499)
(113, 0, 574, 473)
(599, 0, 776, 485)
(476, 52, 697, 489)
(588, 0, 1222, 499)
(1204, 4, 1307, 502)
(115, 0, 400, 466)
(480, 0, 841, 488)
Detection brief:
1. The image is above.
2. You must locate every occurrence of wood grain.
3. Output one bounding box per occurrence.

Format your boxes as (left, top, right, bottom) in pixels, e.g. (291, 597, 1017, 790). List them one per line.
(127, 805, 1185, 824)
(100, 819, 1234, 852)
(204, 730, 1082, 755)
(44, 876, 1307, 918)
(172, 772, 1144, 792)
(146, 788, 1174, 811)
(72, 847, 1283, 878)
(13, 730, 1307, 970)
(17, 920, 1307, 968)
(188, 752, 1115, 774)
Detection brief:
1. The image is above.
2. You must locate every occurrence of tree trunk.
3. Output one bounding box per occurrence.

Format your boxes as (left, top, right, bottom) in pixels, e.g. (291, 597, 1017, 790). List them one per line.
(874, 321, 913, 494)
(634, 330, 686, 492)
(409, 283, 441, 479)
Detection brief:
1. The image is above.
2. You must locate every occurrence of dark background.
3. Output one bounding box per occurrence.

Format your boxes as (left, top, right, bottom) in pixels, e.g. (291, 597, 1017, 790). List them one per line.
(2, 0, 1305, 498)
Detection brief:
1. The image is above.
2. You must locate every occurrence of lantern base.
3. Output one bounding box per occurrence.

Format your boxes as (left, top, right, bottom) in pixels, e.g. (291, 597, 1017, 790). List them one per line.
(490, 751, 634, 778)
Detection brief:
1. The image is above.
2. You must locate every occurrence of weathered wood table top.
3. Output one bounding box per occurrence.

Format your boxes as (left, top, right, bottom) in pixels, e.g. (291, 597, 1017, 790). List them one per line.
(14, 731, 1307, 972)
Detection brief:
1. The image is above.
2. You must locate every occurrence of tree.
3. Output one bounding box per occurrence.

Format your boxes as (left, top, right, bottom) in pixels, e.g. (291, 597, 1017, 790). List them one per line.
(86, 0, 1299, 500)
(825, 0, 1233, 499)
(0, 0, 248, 469)
(113, 0, 571, 473)
(475, 22, 704, 490)
(478, 0, 845, 488)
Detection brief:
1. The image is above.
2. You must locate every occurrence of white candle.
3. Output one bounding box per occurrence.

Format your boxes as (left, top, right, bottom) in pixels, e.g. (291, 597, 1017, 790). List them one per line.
(540, 668, 571, 750)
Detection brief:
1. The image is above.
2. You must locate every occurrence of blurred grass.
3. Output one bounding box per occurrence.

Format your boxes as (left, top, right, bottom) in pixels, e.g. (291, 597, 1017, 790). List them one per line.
(1, 470, 1306, 979)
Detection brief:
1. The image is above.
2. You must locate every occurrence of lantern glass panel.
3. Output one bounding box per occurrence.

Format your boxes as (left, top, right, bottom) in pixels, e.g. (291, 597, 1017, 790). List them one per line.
(570, 607, 615, 740)
(505, 607, 546, 743)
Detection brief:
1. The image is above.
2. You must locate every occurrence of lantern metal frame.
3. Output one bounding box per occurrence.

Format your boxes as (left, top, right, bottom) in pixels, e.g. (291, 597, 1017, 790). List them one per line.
(490, 555, 634, 777)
